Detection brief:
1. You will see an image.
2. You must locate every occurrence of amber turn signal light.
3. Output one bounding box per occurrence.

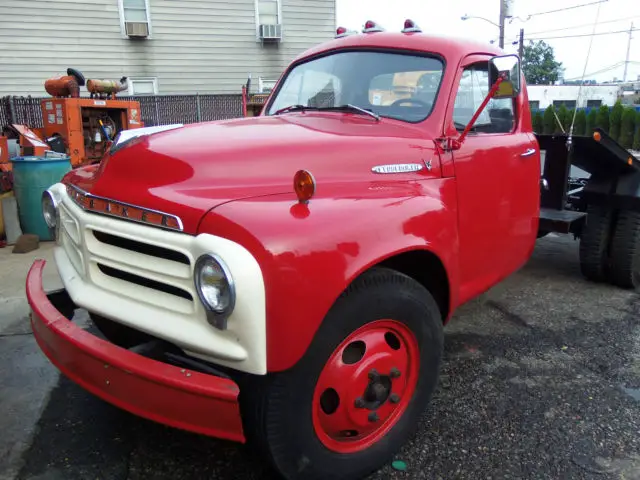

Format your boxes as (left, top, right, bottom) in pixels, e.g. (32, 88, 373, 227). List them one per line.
(293, 169, 316, 203)
(593, 131, 601, 142)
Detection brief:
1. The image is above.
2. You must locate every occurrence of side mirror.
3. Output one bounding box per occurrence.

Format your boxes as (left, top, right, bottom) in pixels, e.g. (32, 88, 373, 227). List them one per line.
(489, 54, 521, 99)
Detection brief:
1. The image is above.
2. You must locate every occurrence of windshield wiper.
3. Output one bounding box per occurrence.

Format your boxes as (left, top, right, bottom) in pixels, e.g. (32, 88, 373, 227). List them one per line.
(319, 104, 380, 121)
(273, 104, 320, 115)
(272, 103, 380, 121)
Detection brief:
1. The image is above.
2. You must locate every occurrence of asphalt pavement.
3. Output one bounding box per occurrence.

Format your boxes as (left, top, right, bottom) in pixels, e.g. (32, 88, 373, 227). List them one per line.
(2, 234, 640, 480)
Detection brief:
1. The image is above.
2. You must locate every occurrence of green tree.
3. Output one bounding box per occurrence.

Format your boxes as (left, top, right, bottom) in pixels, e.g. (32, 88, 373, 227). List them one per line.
(574, 109, 587, 136)
(533, 110, 544, 133)
(543, 105, 556, 134)
(586, 108, 597, 133)
(609, 100, 624, 141)
(522, 40, 564, 85)
(565, 108, 576, 132)
(619, 107, 636, 149)
(634, 110, 640, 150)
(556, 104, 569, 133)
(596, 104, 610, 133)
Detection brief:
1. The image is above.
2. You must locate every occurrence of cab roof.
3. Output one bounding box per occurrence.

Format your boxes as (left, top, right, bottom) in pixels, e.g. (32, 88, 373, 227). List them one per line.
(292, 30, 505, 66)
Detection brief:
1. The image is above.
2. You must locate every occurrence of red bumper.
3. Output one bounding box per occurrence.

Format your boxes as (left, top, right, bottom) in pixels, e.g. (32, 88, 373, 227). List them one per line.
(26, 259, 245, 443)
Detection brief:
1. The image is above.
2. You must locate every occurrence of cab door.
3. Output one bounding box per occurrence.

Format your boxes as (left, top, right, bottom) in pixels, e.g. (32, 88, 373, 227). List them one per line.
(445, 54, 540, 303)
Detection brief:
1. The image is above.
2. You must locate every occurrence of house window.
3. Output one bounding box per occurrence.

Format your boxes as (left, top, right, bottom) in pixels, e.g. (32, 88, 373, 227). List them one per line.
(529, 100, 540, 110)
(256, 0, 280, 25)
(128, 77, 158, 95)
(586, 99, 602, 108)
(119, 0, 151, 37)
(552, 100, 576, 109)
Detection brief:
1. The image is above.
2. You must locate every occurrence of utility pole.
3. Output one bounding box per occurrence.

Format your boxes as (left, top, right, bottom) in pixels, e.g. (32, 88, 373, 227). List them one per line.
(518, 28, 524, 60)
(623, 21, 634, 82)
(499, 0, 506, 49)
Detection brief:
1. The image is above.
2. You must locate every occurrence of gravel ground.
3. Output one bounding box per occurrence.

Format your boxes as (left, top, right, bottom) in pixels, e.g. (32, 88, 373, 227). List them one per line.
(8, 234, 640, 480)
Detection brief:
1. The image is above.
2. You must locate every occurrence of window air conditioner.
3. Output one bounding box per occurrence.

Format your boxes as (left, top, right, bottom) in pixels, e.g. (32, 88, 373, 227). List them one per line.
(125, 21, 149, 38)
(259, 24, 282, 41)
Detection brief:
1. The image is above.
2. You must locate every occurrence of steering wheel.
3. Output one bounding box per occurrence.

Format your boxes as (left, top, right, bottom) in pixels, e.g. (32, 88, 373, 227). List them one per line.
(389, 97, 431, 109)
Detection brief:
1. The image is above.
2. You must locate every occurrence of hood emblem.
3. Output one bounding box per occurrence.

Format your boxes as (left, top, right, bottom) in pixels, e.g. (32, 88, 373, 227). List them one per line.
(424, 158, 432, 171)
(371, 163, 424, 174)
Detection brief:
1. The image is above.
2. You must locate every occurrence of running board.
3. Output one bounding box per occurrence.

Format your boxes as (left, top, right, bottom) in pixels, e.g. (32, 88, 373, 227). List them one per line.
(539, 208, 587, 234)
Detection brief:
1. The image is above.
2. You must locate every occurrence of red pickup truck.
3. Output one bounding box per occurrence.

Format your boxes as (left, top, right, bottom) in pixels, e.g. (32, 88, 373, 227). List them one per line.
(26, 19, 639, 480)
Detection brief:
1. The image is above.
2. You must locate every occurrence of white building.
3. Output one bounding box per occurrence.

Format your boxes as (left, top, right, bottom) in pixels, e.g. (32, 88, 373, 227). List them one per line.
(0, 0, 336, 96)
(526, 84, 622, 110)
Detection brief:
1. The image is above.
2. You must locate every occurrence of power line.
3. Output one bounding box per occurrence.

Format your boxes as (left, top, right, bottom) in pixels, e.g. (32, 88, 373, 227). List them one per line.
(524, 15, 640, 36)
(524, 27, 638, 41)
(525, 0, 609, 19)
(563, 61, 625, 80)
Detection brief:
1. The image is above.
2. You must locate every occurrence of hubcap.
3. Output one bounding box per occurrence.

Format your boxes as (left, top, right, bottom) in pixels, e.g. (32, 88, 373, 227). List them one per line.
(312, 319, 419, 454)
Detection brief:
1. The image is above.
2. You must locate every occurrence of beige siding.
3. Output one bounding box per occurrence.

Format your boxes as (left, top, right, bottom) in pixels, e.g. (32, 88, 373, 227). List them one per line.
(0, 0, 336, 96)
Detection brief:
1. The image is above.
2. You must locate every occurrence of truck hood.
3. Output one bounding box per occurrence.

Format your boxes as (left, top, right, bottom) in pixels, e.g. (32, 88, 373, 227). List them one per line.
(64, 113, 441, 234)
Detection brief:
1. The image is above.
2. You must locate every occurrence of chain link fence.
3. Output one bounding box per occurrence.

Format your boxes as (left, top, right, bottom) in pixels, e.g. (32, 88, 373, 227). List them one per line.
(1, 94, 243, 130)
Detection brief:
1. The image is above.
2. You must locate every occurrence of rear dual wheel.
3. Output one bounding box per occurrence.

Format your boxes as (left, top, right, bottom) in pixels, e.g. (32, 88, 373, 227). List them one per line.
(610, 210, 640, 288)
(579, 205, 640, 289)
(242, 267, 444, 480)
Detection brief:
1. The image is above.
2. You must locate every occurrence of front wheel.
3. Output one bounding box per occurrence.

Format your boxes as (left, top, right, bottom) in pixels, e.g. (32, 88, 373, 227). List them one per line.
(241, 267, 444, 480)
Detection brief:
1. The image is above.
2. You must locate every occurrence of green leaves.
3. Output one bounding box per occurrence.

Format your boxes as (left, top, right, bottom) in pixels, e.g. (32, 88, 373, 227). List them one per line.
(522, 40, 564, 85)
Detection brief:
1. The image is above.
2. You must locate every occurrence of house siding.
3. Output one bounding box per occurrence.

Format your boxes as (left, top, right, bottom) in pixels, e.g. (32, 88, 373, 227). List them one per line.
(0, 0, 336, 96)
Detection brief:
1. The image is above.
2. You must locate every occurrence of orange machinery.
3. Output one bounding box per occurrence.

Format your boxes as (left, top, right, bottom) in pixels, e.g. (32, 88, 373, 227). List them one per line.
(41, 68, 144, 167)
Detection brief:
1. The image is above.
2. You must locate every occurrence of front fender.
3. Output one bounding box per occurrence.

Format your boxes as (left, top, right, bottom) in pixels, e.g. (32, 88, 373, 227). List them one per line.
(199, 179, 460, 372)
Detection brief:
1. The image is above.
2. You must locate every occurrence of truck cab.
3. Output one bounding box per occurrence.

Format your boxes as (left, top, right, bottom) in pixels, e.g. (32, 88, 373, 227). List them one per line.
(27, 21, 540, 480)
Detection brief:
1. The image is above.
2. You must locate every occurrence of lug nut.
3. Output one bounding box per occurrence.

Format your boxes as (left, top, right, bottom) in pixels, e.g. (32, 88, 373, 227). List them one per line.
(390, 367, 401, 379)
(368, 369, 380, 380)
(390, 393, 400, 404)
(354, 397, 365, 408)
(368, 411, 379, 422)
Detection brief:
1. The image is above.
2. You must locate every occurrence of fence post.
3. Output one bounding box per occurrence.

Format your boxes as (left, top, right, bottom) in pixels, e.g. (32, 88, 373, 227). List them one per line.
(8, 96, 16, 124)
(196, 93, 202, 122)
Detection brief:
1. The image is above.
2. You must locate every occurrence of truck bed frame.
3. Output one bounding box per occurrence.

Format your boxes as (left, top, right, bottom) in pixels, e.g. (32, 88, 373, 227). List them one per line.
(535, 128, 640, 288)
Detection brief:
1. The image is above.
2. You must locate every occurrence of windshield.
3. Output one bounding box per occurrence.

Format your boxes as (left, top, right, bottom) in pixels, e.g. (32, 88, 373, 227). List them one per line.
(266, 50, 445, 123)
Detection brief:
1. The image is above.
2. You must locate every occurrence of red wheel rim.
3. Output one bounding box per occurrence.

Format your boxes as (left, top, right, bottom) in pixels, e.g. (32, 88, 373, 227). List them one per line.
(312, 319, 420, 454)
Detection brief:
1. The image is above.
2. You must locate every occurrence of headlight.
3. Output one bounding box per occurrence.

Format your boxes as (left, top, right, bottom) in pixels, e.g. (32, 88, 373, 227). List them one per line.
(42, 190, 58, 229)
(194, 254, 235, 330)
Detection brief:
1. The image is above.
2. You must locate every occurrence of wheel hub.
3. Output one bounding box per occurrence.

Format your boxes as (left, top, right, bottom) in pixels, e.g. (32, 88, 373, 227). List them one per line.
(312, 320, 420, 454)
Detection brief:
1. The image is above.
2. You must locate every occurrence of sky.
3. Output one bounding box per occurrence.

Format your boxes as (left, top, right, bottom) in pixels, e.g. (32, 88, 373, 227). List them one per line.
(336, 0, 640, 83)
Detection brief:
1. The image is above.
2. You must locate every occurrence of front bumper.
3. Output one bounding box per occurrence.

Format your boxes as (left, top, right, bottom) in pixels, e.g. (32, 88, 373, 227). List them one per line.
(27, 259, 245, 443)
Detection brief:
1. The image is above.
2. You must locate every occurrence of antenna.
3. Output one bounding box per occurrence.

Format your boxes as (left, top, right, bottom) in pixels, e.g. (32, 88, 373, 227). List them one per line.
(624, 22, 634, 82)
(567, 1, 603, 149)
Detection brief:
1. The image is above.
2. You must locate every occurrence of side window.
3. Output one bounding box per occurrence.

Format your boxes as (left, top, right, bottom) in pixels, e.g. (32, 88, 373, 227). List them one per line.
(453, 63, 515, 134)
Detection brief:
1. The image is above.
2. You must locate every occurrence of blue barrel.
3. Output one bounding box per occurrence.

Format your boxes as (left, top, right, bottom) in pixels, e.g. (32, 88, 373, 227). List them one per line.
(10, 155, 72, 241)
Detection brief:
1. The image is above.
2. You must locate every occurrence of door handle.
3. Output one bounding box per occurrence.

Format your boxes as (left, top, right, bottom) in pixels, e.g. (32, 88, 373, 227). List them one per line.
(521, 148, 536, 157)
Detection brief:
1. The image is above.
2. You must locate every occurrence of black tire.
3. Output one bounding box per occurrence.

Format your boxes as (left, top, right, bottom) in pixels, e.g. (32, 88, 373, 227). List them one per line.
(239, 267, 444, 480)
(579, 205, 614, 282)
(609, 209, 640, 289)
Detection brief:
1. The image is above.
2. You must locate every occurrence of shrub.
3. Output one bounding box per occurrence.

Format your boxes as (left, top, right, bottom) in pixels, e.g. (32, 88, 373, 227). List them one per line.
(574, 109, 587, 136)
(609, 100, 624, 141)
(556, 104, 569, 133)
(565, 109, 576, 132)
(633, 110, 640, 151)
(596, 104, 610, 133)
(619, 107, 636, 149)
(586, 108, 597, 133)
(543, 105, 555, 134)
(533, 110, 544, 133)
